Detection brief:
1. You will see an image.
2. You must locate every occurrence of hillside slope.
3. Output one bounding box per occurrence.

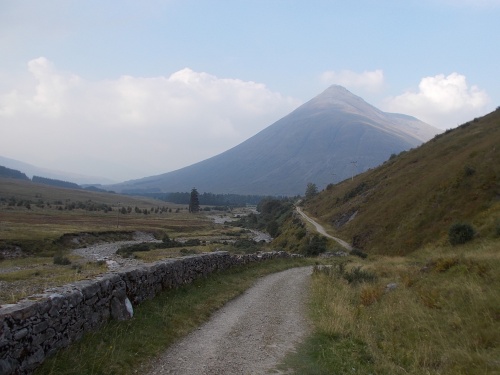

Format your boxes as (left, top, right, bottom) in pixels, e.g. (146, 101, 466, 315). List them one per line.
(112, 86, 438, 196)
(304, 109, 500, 255)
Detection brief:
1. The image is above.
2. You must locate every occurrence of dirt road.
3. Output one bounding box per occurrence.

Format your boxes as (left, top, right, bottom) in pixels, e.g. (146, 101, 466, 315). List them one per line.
(295, 207, 352, 251)
(145, 267, 312, 375)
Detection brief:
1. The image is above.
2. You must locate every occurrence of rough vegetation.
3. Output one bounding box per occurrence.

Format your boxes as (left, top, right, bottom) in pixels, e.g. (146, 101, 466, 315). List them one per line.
(304, 109, 500, 255)
(282, 240, 500, 375)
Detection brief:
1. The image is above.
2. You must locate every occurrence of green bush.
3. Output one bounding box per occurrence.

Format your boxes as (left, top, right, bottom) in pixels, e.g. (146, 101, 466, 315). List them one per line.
(180, 248, 198, 256)
(343, 266, 377, 284)
(350, 248, 368, 259)
(232, 239, 261, 254)
(302, 234, 327, 256)
(448, 222, 475, 245)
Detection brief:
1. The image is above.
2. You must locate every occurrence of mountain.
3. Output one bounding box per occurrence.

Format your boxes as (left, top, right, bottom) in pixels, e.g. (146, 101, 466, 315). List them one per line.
(112, 85, 440, 196)
(0, 156, 116, 185)
(304, 109, 500, 255)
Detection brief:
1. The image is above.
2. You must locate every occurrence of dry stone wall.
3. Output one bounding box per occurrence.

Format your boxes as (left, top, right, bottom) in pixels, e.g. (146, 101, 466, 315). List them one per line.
(0, 251, 296, 375)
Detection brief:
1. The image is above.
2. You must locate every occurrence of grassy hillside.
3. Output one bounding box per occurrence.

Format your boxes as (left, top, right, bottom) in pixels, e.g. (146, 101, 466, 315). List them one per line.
(304, 109, 500, 255)
(0, 177, 154, 207)
(0, 178, 201, 246)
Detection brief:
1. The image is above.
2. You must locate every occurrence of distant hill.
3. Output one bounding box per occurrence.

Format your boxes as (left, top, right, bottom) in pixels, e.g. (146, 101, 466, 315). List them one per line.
(303, 109, 500, 255)
(0, 177, 164, 209)
(0, 156, 116, 185)
(111, 85, 439, 196)
(32, 176, 81, 190)
(0, 165, 30, 181)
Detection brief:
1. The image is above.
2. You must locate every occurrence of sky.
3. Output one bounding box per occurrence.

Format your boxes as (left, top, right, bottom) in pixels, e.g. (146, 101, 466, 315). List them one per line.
(1, 0, 499, 182)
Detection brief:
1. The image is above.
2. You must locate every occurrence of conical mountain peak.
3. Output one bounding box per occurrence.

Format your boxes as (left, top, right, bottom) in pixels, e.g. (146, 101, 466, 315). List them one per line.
(302, 85, 376, 116)
(112, 86, 439, 196)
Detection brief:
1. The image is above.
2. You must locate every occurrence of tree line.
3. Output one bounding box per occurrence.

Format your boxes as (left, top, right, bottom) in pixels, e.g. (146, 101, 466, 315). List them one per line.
(141, 191, 273, 207)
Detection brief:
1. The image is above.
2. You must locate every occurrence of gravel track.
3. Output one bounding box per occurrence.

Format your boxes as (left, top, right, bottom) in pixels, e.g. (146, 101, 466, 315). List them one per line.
(145, 266, 312, 375)
(296, 206, 352, 250)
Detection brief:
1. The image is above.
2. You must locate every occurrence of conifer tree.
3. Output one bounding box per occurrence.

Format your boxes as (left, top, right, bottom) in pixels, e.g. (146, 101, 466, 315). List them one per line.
(189, 187, 200, 213)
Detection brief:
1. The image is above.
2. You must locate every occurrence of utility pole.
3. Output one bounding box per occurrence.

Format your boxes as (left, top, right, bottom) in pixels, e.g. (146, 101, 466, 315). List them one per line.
(350, 161, 358, 181)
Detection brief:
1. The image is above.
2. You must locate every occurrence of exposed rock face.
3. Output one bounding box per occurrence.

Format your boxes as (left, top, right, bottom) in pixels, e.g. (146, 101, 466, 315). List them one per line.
(0, 251, 298, 374)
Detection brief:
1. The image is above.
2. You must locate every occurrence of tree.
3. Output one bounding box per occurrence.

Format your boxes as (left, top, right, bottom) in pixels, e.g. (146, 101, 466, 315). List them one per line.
(189, 188, 200, 213)
(305, 182, 318, 199)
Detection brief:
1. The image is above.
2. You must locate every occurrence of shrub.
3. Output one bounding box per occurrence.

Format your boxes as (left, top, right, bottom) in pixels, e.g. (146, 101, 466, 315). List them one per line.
(53, 253, 71, 265)
(233, 239, 260, 254)
(448, 222, 475, 245)
(180, 248, 198, 256)
(116, 243, 152, 257)
(463, 165, 476, 177)
(295, 228, 307, 240)
(302, 234, 327, 256)
(184, 239, 201, 246)
(350, 248, 368, 259)
(266, 221, 279, 237)
(343, 266, 377, 284)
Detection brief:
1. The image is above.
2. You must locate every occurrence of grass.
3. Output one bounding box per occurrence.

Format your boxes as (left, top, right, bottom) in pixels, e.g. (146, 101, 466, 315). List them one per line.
(0, 177, 205, 245)
(0, 178, 263, 304)
(35, 257, 312, 375)
(305, 109, 500, 255)
(0, 256, 107, 303)
(280, 239, 500, 374)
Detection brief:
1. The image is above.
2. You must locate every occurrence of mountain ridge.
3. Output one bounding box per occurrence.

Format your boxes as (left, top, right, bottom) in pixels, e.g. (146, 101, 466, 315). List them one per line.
(0, 156, 116, 185)
(112, 85, 439, 196)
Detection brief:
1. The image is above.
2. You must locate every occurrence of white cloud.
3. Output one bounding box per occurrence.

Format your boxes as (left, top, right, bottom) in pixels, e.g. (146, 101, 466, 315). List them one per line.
(0, 58, 301, 181)
(320, 69, 384, 93)
(384, 73, 490, 129)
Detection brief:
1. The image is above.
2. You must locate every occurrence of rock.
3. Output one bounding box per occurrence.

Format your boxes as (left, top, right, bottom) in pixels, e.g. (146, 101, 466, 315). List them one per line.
(385, 283, 398, 292)
(110, 296, 133, 321)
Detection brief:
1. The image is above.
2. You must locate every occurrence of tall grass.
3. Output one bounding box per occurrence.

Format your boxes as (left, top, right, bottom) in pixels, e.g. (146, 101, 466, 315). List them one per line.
(282, 240, 500, 374)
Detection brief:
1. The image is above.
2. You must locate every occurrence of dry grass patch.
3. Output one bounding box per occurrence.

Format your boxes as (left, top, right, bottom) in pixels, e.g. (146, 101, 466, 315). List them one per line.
(0, 258, 107, 304)
(284, 240, 500, 374)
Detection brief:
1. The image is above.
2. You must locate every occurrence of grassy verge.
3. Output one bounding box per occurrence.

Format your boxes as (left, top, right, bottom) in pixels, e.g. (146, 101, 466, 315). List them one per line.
(281, 239, 500, 374)
(35, 257, 312, 375)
